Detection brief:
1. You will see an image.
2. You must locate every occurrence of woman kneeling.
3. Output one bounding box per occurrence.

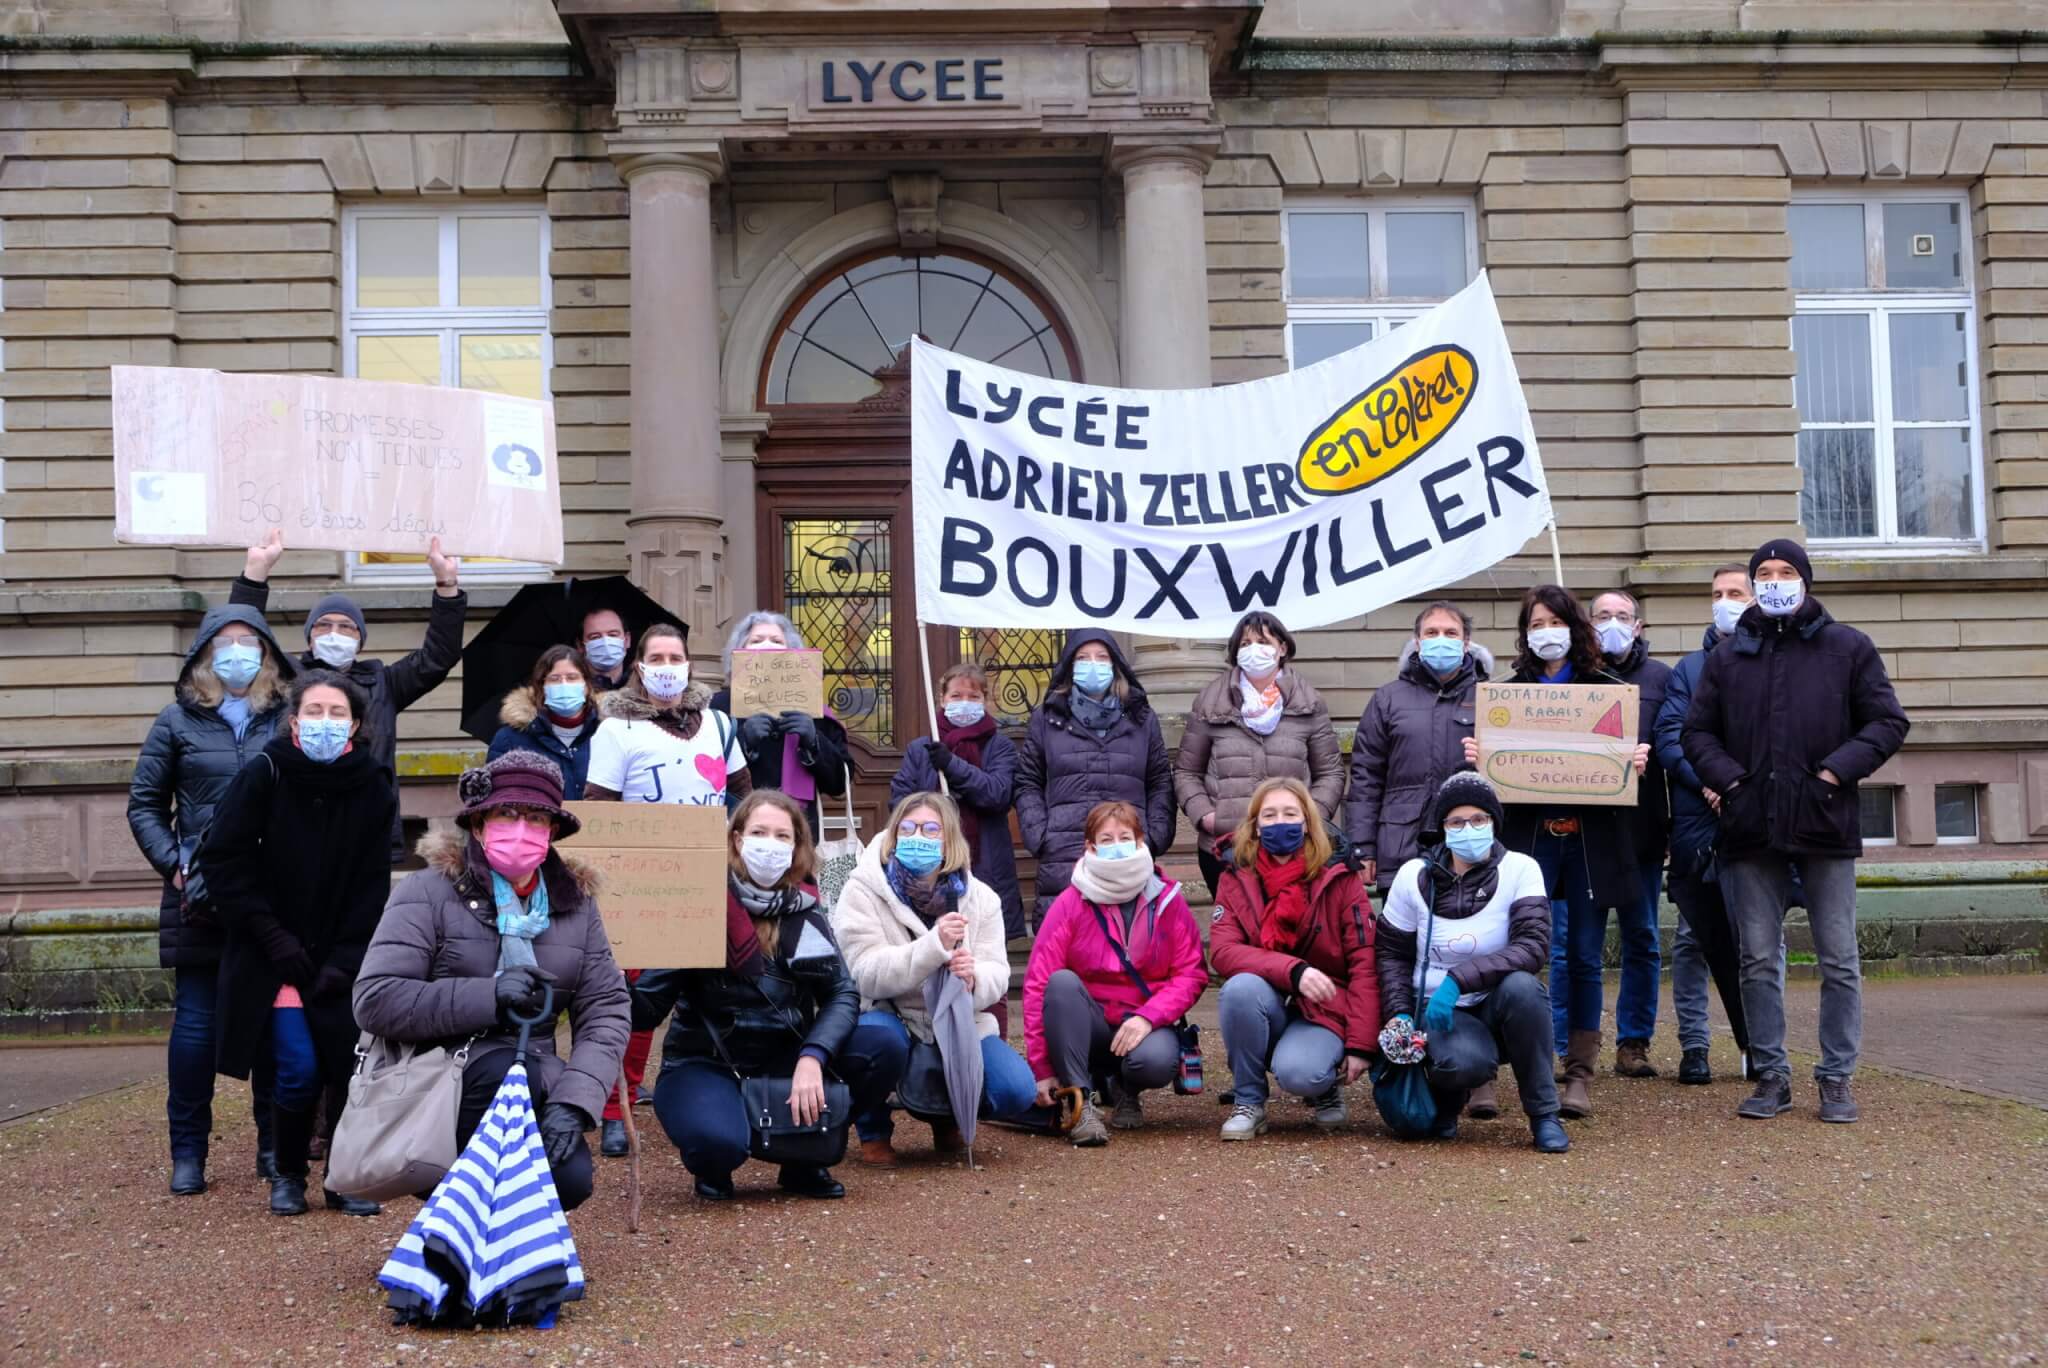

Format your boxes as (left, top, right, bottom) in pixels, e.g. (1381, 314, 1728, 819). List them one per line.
(1210, 778, 1377, 1140)
(1376, 774, 1570, 1153)
(632, 792, 899, 1200)
(833, 791, 1037, 1164)
(1022, 801, 1207, 1146)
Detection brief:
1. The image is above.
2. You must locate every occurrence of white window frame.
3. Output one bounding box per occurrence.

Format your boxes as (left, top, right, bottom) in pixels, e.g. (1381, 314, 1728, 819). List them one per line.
(1932, 783, 1981, 846)
(1858, 785, 1898, 848)
(1281, 196, 1480, 369)
(1791, 189, 1986, 554)
(341, 203, 554, 585)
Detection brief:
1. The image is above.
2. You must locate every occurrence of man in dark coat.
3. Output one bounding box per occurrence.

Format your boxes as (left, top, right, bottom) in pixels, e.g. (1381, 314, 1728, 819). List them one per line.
(230, 529, 467, 858)
(1682, 541, 1909, 1125)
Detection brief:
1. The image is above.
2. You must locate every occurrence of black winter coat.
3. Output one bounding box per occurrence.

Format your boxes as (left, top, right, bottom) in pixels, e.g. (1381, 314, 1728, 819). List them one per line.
(229, 575, 467, 855)
(1374, 845, 1551, 1021)
(631, 892, 860, 1079)
(1343, 642, 1491, 885)
(1682, 596, 1909, 859)
(201, 731, 398, 1085)
(1655, 628, 1722, 870)
(1602, 635, 1674, 874)
(1014, 629, 1177, 899)
(126, 604, 297, 969)
(487, 687, 599, 801)
(707, 688, 849, 843)
(891, 730, 1024, 939)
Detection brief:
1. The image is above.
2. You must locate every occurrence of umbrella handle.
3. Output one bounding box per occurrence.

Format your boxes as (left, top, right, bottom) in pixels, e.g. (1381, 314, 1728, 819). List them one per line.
(507, 982, 556, 1059)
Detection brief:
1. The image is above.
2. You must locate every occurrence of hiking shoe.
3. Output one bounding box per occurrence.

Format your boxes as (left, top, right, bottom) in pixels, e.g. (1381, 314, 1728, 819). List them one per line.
(1069, 1099, 1110, 1147)
(1464, 1079, 1500, 1120)
(1737, 1073, 1793, 1119)
(1308, 1088, 1347, 1130)
(1613, 1039, 1658, 1078)
(1678, 1048, 1712, 1086)
(1108, 1085, 1144, 1131)
(1220, 1104, 1268, 1140)
(857, 1137, 898, 1168)
(1530, 1116, 1570, 1153)
(1817, 1078, 1860, 1124)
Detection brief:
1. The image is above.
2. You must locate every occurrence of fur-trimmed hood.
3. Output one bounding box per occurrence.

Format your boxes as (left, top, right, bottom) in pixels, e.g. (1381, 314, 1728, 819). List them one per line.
(415, 822, 600, 907)
(597, 680, 712, 722)
(500, 686, 602, 732)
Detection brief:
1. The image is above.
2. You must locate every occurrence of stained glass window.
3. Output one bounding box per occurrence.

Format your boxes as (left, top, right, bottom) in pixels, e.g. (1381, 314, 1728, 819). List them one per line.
(783, 518, 895, 749)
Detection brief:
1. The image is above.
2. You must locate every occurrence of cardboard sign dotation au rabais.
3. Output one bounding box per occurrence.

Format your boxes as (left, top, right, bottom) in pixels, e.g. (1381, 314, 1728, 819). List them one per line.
(561, 802, 727, 968)
(111, 364, 564, 563)
(1475, 682, 1640, 807)
(728, 648, 826, 718)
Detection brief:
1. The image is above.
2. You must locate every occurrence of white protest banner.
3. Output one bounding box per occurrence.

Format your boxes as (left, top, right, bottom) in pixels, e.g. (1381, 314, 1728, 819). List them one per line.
(112, 365, 564, 563)
(910, 273, 1551, 637)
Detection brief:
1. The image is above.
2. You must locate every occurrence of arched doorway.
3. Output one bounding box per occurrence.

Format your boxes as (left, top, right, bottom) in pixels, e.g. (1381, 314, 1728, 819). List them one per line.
(753, 247, 1079, 823)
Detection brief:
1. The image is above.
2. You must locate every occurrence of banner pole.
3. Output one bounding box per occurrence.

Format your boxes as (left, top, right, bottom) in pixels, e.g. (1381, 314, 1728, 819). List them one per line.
(915, 619, 950, 797)
(1546, 517, 1565, 586)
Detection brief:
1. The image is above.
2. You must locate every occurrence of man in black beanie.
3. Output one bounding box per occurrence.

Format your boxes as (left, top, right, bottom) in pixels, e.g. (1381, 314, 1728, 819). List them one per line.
(1680, 540, 1908, 1124)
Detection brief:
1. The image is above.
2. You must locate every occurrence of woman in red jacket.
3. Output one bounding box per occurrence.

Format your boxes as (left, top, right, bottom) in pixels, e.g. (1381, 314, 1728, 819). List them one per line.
(1210, 778, 1378, 1140)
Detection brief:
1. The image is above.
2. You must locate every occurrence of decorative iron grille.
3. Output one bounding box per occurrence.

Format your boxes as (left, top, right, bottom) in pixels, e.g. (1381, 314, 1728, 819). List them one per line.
(958, 627, 1065, 726)
(782, 518, 894, 749)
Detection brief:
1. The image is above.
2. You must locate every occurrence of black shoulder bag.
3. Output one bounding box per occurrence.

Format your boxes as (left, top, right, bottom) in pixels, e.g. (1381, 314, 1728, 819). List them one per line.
(688, 973, 853, 1167)
(1083, 901, 1204, 1095)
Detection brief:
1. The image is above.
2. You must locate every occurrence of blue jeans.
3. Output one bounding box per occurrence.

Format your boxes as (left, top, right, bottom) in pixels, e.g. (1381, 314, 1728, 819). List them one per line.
(1530, 829, 1600, 1054)
(1613, 869, 1662, 1045)
(1216, 973, 1344, 1106)
(848, 1009, 1038, 1142)
(166, 964, 272, 1161)
(270, 1006, 322, 1113)
(651, 1038, 900, 1183)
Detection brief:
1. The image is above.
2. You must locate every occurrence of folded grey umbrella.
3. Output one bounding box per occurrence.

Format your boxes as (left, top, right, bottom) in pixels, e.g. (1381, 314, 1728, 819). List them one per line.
(922, 966, 984, 1161)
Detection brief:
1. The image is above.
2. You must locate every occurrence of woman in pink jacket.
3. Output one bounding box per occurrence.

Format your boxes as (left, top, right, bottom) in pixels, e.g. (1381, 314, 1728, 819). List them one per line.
(1023, 800, 1208, 1147)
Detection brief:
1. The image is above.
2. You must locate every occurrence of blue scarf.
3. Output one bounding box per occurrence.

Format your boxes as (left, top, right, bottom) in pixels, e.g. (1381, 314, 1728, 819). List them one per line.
(1068, 686, 1123, 739)
(217, 694, 252, 739)
(1542, 660, 1575, 683)
(886, 860, 965, 927)
(492, 869, 551, 971)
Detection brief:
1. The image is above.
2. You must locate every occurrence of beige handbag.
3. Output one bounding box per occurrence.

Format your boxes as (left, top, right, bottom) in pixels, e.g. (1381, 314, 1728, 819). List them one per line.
(324, 1031, 474, 1202)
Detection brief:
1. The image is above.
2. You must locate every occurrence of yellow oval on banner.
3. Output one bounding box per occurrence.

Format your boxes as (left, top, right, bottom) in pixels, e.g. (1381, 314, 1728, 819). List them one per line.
(1296, 344, 1479, 496)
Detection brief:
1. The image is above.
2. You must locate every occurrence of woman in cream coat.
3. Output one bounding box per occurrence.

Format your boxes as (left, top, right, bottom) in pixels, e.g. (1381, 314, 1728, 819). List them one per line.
(832, 790, 1038, 1164)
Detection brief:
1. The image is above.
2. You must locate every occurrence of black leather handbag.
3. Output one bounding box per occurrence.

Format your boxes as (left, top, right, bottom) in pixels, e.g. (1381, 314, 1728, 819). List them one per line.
(691, 991, 852, 1168)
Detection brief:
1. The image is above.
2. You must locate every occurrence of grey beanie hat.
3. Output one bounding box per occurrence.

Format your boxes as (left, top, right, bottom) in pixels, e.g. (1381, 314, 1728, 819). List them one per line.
(305, 593, 367, 643)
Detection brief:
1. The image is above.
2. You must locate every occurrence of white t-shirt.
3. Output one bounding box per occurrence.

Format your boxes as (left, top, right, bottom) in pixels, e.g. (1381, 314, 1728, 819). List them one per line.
(585, 711, 743, 807)
(1382, 849, 1548, 1004)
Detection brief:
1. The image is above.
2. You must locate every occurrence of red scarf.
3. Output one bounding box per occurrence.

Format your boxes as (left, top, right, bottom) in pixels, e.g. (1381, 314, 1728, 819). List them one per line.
(937, 710, 998, 847)
(1254, 848, 1312, 952)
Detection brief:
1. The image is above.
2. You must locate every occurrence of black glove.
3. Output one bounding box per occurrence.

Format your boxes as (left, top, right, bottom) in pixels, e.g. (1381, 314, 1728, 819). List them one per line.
(539, 1101, 588, 1167)
(922, 737, 955, 770)
(494, 965, 554, 1021)
(738, 712, 779, 755)
(254, 920, 315, 987)
(307, 964, 352, 1003)
(778, 711, 819, 748)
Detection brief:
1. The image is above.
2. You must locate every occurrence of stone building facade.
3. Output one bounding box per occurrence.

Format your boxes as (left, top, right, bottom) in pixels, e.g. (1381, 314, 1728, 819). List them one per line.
(5, 0, 2048, 1001)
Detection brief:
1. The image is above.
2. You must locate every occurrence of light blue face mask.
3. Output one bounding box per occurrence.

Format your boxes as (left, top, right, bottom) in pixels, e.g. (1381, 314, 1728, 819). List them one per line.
(297, 716, 351, 763)
(212, 643, 262, 690)
(1417, 636, 1465, 675)
(942, 700, 985, 727)
(1445, 823, 1495, 862)
(1071, 660, 1114, 695)
(895, 834, 944, 874)
(1095, 840, 1139, 861)
(584, 636, 627, 671)
(543, 681, 587, 715)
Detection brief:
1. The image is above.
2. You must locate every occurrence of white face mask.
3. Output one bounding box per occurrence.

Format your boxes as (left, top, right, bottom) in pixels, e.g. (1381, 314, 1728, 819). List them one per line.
(1527, 626, 1571, 662)
(740, 836, 793, 887)
(1237, 643, 1281, 678)
(312, 633, 359, 669)
(1711, 598, 1747, 634)
(1594, 620, 1636, 658)
(641, 661, 689, 700)
(1754, 578, 1805, 618)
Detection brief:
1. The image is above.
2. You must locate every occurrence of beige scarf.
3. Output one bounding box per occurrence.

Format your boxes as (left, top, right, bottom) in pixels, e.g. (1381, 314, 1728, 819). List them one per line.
(1069, 847, 1154, 907)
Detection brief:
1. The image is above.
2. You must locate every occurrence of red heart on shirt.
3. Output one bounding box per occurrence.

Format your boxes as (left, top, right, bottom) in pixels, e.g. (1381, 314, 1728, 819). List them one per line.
(694, 754, 727, 789)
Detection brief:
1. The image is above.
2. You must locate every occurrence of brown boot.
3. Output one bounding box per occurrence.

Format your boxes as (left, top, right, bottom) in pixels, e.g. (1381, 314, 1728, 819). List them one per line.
(1465, 1078, 1500, 1120)
(858, 1137, 898, 1167)
(1559, 1029, 1599, 1119)
(1613, 1039, 1657, 1078)
(931, 1119, 967, 1154)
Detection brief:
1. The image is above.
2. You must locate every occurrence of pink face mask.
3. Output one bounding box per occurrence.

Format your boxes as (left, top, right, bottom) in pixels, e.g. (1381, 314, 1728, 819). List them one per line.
(482, 820, 551, 881)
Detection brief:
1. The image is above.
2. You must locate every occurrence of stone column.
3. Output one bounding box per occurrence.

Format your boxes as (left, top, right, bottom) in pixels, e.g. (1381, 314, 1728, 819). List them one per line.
(1110, 137, 1218, 707)
(615, 146, 731, 666)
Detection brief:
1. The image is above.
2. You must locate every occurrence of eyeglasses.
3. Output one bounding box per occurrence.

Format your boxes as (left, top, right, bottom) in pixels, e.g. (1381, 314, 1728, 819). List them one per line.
(214, 634, 261, 650)
(897, 821, 943, 838)
(1590, 610, 1637, 626)
(1441, 817, 1493, 832)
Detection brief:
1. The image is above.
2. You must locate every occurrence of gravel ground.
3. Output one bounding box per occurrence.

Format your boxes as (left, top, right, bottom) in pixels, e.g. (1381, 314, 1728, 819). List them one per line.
(2, 1030, 2043, 1368)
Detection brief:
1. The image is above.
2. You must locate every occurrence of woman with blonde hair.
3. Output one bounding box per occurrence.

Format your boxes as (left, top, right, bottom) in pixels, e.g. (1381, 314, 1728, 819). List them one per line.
(1209, 777, 1378, 1140)
(833, 790, 1035, 1164)
(631, 790, 899, 1201)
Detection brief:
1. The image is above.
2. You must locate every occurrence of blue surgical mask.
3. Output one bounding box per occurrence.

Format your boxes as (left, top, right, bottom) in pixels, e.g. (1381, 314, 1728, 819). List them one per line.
(1754, 578, 1804, 618)
(1445, 823, 1495, 862)
(894, 834, 944, 874)
(1417, 637, 1465, 675)
(1094, 840, 1139, 862)
(943, 700, 985, 727)
(584, 636, 627, 671)
(212, 643, 262, 690)
(297, 717, 351, 763)
(543, 681, 586, 715)
(1258, 822, 1306, 857)
(1711, 598, 1746, 635)
(1071, 660, 1114, 695)
(1595, 620, 1636, 657)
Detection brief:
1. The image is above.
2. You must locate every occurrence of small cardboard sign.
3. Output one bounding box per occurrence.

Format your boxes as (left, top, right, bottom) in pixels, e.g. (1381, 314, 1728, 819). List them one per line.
(561, 801, 728, 968)
(729, 648, 826, 718)
(1475, 682, 1640, 807)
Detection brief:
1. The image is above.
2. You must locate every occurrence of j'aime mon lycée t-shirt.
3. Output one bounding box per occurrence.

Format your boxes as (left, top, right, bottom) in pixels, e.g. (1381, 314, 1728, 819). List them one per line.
(585, 712, 744, 806)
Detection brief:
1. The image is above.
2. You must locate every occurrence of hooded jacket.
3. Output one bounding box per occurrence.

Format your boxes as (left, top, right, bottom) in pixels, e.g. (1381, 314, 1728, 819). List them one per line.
(1021, 873, 1206, 1081)
(1209, 858, 1379, 1055)
(352, 826, 631, 1125)
(228, 575, 467, 855)
(1343, 641, 1494, 883)
(127, 604, 297, 969)
(488, 686, 601, 801)
(889, 727, 1023, 938)
(201, 728, 398, 1084)
(1014, 630, 1177, 898)
(830, 835, 1010, 1042)
(1681, 595, 1909, 859)
(1173, 666, 1343, 848)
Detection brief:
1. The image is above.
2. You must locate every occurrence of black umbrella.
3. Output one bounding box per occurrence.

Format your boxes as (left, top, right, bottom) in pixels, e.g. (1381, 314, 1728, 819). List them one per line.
(459, 576, 674, 742)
